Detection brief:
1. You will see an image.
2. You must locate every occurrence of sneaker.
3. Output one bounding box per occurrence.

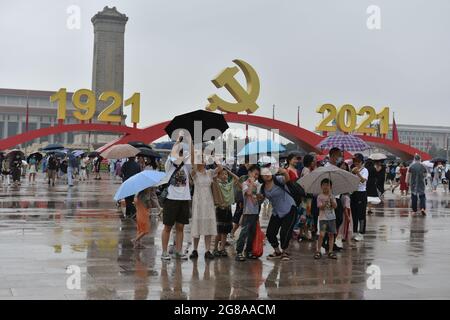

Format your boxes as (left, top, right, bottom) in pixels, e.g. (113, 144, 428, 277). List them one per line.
(189, 250, 198, 259)
(168, 244, 175, 255)
(358, 233, 364, 240)
(235, 253, 246, 262)
(421, 209, 427, 216)
(173, 252, 188, 260)
(352, 234, 360, 242)
(205, 251, 215, 260)
(161, 252, 171, 261)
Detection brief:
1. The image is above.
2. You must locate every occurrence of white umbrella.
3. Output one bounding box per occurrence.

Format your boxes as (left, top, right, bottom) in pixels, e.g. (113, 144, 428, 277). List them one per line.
(100, 144, 140, 159)
(258, 155, 278, 164)
(422, 160, 434, 169)
(297, 166, 361, 195)
(369, 153, 387, 161)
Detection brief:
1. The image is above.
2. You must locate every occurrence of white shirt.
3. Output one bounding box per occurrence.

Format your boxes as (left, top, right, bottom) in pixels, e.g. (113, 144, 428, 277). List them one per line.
(324, 162, 341, 197)
(164, 159, 192, 201)
(356, 167, 369, 192)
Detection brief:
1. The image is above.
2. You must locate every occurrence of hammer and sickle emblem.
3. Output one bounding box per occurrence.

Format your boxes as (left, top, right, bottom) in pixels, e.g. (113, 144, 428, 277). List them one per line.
(206, 59, 260, 114)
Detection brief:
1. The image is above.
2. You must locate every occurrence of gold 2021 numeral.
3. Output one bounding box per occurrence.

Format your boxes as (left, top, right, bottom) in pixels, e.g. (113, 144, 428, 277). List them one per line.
(316, 104, 390, 135)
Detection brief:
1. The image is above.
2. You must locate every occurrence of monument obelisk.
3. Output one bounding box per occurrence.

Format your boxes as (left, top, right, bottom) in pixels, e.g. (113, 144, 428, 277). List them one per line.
(90, 6, 128, 145)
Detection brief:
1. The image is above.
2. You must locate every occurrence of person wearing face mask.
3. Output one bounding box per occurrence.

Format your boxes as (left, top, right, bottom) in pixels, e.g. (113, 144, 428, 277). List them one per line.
(323, 147, 344, 251)
(350, 153, 369, 240)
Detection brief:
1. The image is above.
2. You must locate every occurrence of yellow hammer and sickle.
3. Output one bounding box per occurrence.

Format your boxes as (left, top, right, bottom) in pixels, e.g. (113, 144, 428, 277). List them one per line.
(206, 59, 260, 114)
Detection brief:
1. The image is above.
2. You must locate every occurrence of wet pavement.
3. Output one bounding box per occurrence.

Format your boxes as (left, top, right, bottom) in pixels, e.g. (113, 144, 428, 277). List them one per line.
(1, 174, 450, 300)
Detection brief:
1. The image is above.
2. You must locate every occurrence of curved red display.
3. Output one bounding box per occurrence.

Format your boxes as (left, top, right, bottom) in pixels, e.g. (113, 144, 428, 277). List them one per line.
(0, 114, 430, 160)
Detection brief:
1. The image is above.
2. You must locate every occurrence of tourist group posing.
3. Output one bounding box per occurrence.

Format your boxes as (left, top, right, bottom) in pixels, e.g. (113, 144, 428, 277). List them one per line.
(128, 136, 385, 263)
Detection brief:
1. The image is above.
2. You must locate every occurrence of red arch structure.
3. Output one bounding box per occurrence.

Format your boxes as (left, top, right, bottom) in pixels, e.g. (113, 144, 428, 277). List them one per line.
(0, 114, 430, 160)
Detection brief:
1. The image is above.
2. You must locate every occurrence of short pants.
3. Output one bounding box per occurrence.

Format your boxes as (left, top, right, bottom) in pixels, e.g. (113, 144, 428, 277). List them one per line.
(216, 206, 233, 234)
(319, 219, 337, 234)
(163, 199, 190, 226)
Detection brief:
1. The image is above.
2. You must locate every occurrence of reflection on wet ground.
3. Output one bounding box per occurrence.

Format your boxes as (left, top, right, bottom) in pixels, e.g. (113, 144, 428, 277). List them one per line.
(0, 176, 450, 299)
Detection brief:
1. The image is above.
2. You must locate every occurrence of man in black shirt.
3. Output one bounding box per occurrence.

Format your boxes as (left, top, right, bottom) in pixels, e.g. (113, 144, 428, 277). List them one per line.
(47, 155, 57, 186)
(120, 157, 141, 218)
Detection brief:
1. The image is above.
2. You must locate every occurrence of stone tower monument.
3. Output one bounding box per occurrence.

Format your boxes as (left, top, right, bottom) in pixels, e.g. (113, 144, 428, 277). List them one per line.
(84, 6, 128, 146)
(91, 6, 128, 119)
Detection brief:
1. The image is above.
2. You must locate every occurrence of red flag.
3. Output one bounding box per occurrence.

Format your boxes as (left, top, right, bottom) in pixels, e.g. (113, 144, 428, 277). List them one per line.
(392, 113, 399, 142)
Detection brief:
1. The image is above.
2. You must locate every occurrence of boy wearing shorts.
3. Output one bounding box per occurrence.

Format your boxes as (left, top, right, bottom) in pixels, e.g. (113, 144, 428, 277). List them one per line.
(314, 178, 338, 260)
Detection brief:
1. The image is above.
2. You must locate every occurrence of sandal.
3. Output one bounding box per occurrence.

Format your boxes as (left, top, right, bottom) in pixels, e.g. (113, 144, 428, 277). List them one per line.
(314, 252, 322, 259)
(281, 252, 291, 261)
(267, 251, 282, 260)
(246, 253, 258, 259)
(328, 252, 337, 259)
(220, 250, 228, 257)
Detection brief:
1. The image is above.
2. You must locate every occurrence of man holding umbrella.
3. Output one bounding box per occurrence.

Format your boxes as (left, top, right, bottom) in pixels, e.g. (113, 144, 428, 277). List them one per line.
(160, 133, 192, 261)
(120, 156, 141, 219)
(47, 154, 58, 186)
(324, 147, 344, 251)
(350, 153, 369, 239)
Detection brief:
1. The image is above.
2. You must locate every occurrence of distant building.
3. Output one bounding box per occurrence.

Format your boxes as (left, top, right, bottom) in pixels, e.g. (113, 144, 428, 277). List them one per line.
(0, 88, 75, 147)
(388, 124, 450, 152)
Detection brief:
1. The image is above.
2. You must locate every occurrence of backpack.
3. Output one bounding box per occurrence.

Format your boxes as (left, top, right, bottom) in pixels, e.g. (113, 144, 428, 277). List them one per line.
(390, 166, 396, 175)
(261, 175, 304, 207)
(159, 162, 184, 203)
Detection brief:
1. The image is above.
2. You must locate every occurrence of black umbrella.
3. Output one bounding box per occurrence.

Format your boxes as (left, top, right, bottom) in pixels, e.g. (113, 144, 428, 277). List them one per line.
(6, 149, 25, 160)
(48, 151, 67, 159)
(88, 151, 100, 158)
(431, 157, 447, 163)
(128, 141, 151, 150)
(42, 143, 65, 151)
(137, 147, 162, 158)
(27, 152, 43, 162)
(164, 109, 229, 142)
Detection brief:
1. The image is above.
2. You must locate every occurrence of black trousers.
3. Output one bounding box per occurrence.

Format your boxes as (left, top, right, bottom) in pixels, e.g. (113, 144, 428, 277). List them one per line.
(311, 195, 319, 231)
(266, 206, 297, 250)
(125, 195, 136, 217)
(351, 191, 367, 234)
(236, 214, 259, 254)
(411, 193, 426, 212)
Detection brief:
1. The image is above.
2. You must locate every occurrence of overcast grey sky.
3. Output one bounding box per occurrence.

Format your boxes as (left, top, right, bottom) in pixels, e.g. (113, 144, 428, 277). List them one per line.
(1, 0, 449, 132)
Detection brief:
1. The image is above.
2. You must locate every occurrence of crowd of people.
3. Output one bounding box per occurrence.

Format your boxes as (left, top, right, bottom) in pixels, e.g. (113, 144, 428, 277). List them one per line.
(0, 152, 160, 188)
(1, 141, 440, 263)
(121, 136, 436, 264)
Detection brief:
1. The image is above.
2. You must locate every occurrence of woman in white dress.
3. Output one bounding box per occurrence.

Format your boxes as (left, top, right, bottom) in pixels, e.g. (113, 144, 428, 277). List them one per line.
(189, 159, 222, 260)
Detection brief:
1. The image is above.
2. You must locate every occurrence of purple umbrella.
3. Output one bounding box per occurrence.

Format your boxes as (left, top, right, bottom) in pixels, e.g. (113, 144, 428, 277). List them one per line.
(317, 134, 370, 152)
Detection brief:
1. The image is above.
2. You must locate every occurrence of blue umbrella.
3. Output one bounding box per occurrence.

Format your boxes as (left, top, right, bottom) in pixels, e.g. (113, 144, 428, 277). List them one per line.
(114, 170, 167, 201)
(238, 140, 286, 156)
(153, 141, 175, 150)
(71, 150, 85, 157)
